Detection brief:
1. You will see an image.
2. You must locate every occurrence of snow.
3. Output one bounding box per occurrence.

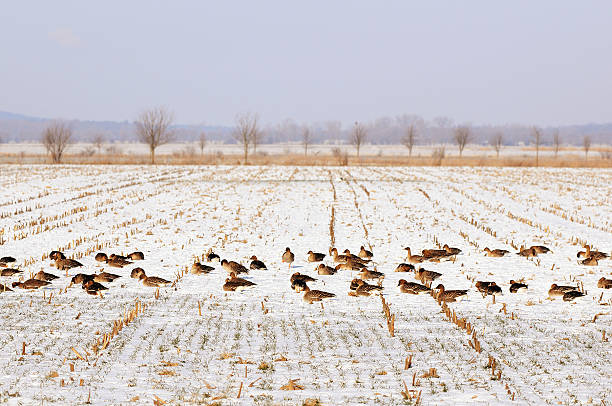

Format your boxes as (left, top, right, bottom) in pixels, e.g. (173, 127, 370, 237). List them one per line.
(0, 165, 610, 405)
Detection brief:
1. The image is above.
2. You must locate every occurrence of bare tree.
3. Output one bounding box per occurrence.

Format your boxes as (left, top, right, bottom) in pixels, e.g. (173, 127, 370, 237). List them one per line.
(531, 126, 542, 166)
(552, 130, 561, 158)
(583, 135, 591, 160)
(453, 126, 471, 157)
(92, 134, 105, 155)
(351, 121, 367, 157)
(233, 112, 259, 164)
(251, 126, 263, 154)
(135, 107, 174, 164)
(198, 131, 207, 156)
(302, 125, 313, 156)
(401, 124, 417, 157)
(42, 121, 72, 163)
(492, 132, 503, 158)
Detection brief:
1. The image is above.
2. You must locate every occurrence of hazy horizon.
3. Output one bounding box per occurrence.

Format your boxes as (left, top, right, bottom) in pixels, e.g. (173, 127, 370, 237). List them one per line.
(1, 1, 611, 127)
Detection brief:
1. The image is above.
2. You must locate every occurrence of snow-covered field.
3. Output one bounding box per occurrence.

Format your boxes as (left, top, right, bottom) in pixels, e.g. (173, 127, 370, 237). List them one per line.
(0, 165, 610, 405)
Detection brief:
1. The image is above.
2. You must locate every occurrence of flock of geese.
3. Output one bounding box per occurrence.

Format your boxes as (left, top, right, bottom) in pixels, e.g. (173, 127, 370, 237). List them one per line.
(0, 243, 610, 303)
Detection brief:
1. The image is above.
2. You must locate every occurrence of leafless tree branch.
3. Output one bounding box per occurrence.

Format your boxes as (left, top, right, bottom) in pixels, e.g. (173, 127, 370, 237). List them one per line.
(351, 121, 367, 157)
(454, 126, 471, 157)
(42, 121, 72, 163)
(135, 107, 175, 164)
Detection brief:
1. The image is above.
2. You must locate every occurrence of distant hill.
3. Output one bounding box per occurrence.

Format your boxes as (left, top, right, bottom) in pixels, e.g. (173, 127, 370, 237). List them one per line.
(0, 110, 610, 146)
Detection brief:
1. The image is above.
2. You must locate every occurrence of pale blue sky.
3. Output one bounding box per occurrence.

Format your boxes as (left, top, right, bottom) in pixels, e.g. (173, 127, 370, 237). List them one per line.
(1, 1, 611, 126)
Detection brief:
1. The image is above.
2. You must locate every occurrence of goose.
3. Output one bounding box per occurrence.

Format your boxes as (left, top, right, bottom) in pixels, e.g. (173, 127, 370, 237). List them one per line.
(352, 279, 383, 296)
(343, 249, 371, 264)
(82, 279, 108, 295)
(282, 247, 295, 269)
(220, 259, 248, 274)
(484, 247, 510, 257)
(302, 284, 335, 304)
(397, 279, 431, 294)
(415, 268, 442, 283)
(1, 268, 22, 277)
(530, 245, 551, 254)
(307, 251, 326, 262)
(95, 252, 108, 262)
(249, 256, 267, 270)
(130, 267, 145, 279)
(434, 284, 468, 302)
(358, 246, 373, 259)
(475, 281, 502, 296)
(34, 270, 59, 282)
(548, 284, 578, 299)
(335, 262, 367, 272)
(517, 247, 537, 258)
(563, 291, 585, 302)
(12, 279, 50, 289)
(403, 247, 424, 264)
(443, 244, 461, 255)
(128, 251, 145, 260)
(291, 278, 308, 292)
(330, 248, 359, 264)
(577, 246, 608, 260)
(290, 272, 316, 284)
(394, 263, 415, 273)
(359, 269, 384, 283)
(349, 278, 383, 291)
(138, 270, 171, 287)
(54, 258, 83, 270)
(223, 272, 256, 291)
(191, 262, 214, 275)
(0, 256, 16, 263)
(597, 277, 612, 289)
(316, 264, 337, 275)
(422, 248, 450, 260)
(71, 274, 94, 284)
(509, 280, 528, 293)
(106, 256, 132, 268)
(109, 254, 129, 261)
(206, 252, 220, 262)
(94, 271, 121, 283)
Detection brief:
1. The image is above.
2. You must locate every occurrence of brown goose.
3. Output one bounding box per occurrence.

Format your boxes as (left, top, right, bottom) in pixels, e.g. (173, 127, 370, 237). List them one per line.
(95, 252, 108, 262)
(191, 262, 214, 275)
(330, 248, 368, 264)
(509, 280, 528, 293)
(394, 263, 415, 273)
(548, 284, 578, 299)
(349, 278, 383, 292)
(223, 272, 256, 291)
(335, 262, 367, 272)
(352, 279, 383, 296)
(415, 268, 442, 283)
(290, 272, 316, 284)
(530, 245, 551, 254)
(358, 246, 373, 259)
(343, 249, 371, 264)
(443, 244, 461, 255)
(597, 277, 612, 289)
(579, 257, 598, 266)
(249, 256, 267, 270)
(403, 247, 424, 264)
(1, 268, 22, 277)
(128, 251, 145, 260)
(307, 251, 326, 262)
(316, 264, 337, 275)
(0, 256, 16, 263)
(12, 279, 51, 289)
(71, 274, 94, 284)
(397, 279, 431, 294)
(34, 270, 59, 282)
(206, 251, 220, 262)
(94, 271, 121, 283)
(220, 259, 248, 274)
(434, 284, 468, 302)
(517, 247, 537, 258)
(422, 248, 450, 260)
(359, 269, 384, 283)
(475, 281, 502, 296)
(137, 270, 171, 287)
(484, 247, 510, 257)
(291, 278, 309, 292)
(282, 247, 295, 269)
(106, 256, 132, 268)
(49, 251, 65, 260)
(55, 258, 83, 270)
(577, 246, 608, 260)
(303, 284, 335, 304)
(82, 280, 108, 295)
(130, 267, 145, 279)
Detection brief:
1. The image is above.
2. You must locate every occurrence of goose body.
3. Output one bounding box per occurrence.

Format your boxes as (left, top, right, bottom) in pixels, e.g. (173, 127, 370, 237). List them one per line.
(548, 284, 578, 299)
(12, 279, 50, 289)
(221, 259, 248, 274)
(517, 248, 537, 258)
(531, 245, 551, 254)
(443, 244, 461, 255)
(484, 247, 510, 257)
(72, 274, 94, 284)
(191, 262, 214, 274)
(128, 251, 145, 260)
(434, 284, 468, 302)
(579, 257, 598, 266)
(403, 247, 424, 264)
(55, 258, 83, 270)
(563, 290, 585, 302)
(316, 264, 337, 275)
(397, 279, 431, 294)
(597, 277, 612, 289)
(343, 249, 371, 264)
(249, 256, 267, 270)
(303, 285, 335, 303)
(0, 256, 16, 263)
(394, 263, 415, 273)
(94, 272, 121, 283)
(106, 256, 132, 268)
(35, 270, 59, 282)
(509, 280, 528, 293)
(206, 252, 220, 262)
(358, 246, 373, 259)
(282, 247, 295, 266)
(415, 268, 441, 283)
(82, 280, 108, 294)
(1, 268, 22, 277)
(353, 279, 383, 296)
(223, 273, 256, 291)
(359, 269, 384, 282)
(290, 272, 316, 284)
(475, 281, 502, 296)
(335, 262, 367, 272)
(137, 270, 171, 287)
(307, 251, 326, 262)
(95, 252, 108, 262)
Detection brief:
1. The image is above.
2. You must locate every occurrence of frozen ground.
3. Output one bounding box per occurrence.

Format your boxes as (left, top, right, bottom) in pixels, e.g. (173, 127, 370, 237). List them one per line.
(0, 165, 610, 405)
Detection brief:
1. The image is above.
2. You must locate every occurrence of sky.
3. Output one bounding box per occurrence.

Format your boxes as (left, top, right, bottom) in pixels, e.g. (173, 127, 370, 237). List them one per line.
(1, 1, 611, 127)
